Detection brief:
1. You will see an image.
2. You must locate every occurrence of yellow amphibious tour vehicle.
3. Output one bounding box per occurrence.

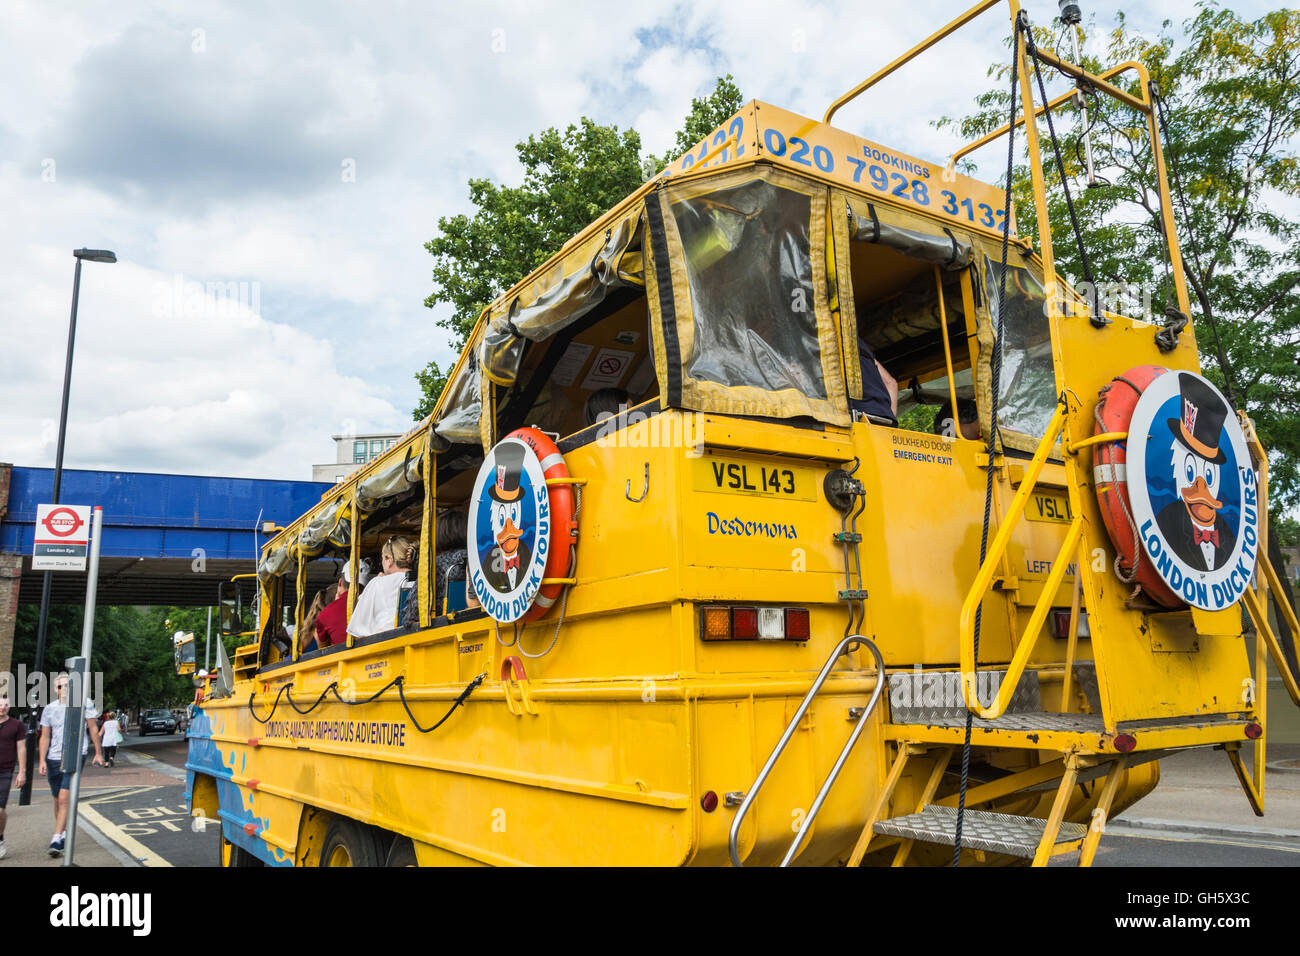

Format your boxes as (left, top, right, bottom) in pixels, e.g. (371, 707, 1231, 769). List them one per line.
(186, 0, 1300, 867)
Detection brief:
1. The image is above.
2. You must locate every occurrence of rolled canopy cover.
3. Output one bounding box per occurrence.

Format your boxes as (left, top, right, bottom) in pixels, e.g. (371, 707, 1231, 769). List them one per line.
(257, 544, 292, 582)
(847, 202, 973, 270)
(480, 213, 644, 386)
(433, 339, 483, 446)
(356, 445, 423, 513)
(298, 498, 351, 557)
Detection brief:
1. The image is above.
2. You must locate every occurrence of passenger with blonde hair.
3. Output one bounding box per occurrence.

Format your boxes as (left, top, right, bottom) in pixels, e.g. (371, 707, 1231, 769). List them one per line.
(347, 535, 418, 638)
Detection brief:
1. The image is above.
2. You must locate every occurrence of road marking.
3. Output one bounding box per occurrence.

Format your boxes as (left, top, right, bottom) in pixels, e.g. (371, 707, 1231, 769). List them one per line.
(76, 802, 173, 867)
(118, 748, 188, 781)
(84, 785, 160, 805)
(1108, 829, 1300, 854)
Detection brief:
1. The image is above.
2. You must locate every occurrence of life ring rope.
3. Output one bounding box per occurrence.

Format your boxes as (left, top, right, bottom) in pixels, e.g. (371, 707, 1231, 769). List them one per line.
(514, 485, 581, 660)
(1095, 383, 1144, 595)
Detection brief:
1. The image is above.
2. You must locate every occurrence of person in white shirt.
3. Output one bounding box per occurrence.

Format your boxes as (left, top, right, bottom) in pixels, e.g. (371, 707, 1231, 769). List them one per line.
(100, 711, 123, 767)
(38, 673, 103, 857)
(347, 535, 417, 639)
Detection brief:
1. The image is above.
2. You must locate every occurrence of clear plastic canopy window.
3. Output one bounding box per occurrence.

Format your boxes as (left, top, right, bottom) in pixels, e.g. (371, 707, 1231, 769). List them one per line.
(672, 180, 827, 400)
(984, 257, 1056, 439)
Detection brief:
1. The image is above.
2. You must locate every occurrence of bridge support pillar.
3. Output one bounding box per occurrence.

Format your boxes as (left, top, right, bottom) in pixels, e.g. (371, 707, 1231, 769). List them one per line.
(0, 463, 16, 690)
(0, 553, 19, 693)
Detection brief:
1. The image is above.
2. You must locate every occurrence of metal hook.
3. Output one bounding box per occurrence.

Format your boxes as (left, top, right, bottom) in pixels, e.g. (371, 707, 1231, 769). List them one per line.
(625, 462, 649, 502)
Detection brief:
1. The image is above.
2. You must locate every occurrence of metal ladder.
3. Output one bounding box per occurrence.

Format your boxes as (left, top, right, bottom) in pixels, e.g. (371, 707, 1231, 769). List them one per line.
(728, 461, 885, 867)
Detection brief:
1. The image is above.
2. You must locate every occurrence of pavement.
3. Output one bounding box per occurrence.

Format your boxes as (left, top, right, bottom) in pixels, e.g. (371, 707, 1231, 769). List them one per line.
(1, 737, 187, 868)
(1110, 741, 1300, 839)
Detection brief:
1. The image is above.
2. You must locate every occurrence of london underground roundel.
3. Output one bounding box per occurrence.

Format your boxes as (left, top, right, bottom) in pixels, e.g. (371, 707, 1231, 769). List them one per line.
(1127, 370, 1259, 610)
(467, 437, 551, 623)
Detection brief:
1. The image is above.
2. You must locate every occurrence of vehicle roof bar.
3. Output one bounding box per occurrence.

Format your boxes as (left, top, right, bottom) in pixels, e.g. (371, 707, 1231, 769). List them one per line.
(823, 0, 1002, 125)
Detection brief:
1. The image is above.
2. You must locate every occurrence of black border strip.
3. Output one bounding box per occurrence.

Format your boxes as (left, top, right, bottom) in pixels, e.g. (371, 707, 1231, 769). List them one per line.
(644, 190, 683, 407)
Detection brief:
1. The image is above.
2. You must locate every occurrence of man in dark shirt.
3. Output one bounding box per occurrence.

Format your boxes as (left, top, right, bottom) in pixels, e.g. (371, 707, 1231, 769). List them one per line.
(0, 692, 27, 859)
(314, 569, 350, 648)
(850, 338, 899, 425)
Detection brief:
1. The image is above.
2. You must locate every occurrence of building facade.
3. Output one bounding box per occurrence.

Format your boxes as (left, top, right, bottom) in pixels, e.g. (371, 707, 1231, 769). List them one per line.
(311, 433, 402, 484)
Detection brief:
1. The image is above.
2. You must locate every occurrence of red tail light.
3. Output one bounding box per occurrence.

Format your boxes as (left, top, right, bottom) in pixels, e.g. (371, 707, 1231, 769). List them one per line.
(1245, 721, 1263, 740)
(732, 607, 758, 639)
(699, 605, 811, 641)
(1113, 733, 1138, 753)
(785, 608, 810, 640)
(1051, 608, 1090, 640)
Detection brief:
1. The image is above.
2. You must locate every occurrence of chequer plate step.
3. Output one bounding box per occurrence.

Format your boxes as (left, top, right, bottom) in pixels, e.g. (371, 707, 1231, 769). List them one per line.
(873, 805, 1086, 858)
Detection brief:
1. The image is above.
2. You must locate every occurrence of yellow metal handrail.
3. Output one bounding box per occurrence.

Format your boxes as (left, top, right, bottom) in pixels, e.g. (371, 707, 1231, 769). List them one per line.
(1243, 562, 1300, 707)
(823, 0, 1001, 125)
(959, 402, 1080, 718)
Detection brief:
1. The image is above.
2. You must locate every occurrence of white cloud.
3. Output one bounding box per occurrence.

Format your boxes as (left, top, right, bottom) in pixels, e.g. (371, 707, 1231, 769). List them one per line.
(0, 0, 1286, 483)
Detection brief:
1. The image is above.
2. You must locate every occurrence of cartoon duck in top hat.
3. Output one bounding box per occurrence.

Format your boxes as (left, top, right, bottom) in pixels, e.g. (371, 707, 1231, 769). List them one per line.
(1154, 375, 1236, 572)
(487, 443, 531, 591)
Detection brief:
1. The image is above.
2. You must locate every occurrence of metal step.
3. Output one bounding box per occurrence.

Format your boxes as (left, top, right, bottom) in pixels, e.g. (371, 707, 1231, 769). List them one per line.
(888, 669, 1042, 726)
(873, 805, 1086, 859)
(888, 669, 1248, 737)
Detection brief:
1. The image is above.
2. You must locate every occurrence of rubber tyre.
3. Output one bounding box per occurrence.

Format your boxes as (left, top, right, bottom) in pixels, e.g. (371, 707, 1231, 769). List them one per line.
(220, 836, 263, 868)
(320, 818, 385, 868)
(385, 837, 418, 867)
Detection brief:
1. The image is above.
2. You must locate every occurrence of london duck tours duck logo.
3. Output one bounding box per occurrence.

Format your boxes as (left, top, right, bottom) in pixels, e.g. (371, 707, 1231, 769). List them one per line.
(467, 438, 552, 622)
(1128, 371, 1260, 610)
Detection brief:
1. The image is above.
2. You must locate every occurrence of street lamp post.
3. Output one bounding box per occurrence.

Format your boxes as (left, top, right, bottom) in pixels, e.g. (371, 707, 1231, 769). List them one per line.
(20, 248, 116, 807)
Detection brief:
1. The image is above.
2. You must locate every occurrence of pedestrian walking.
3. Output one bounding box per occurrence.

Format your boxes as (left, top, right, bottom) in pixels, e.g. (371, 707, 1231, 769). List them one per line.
(37, 674, 103, 857)
(0, 692, 28, 861)
(100, 711, 122, 767)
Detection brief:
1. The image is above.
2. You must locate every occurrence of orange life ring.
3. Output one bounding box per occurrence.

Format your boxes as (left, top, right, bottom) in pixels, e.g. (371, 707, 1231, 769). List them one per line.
(503, 427, 578, 621)
(1093, 365, 1181, 608)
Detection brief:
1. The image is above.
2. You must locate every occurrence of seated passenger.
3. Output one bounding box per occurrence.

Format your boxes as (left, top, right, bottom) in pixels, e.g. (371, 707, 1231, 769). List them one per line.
(434, 511, 470, 615)
(584, 387, 629, 428)
(849, 334, 898, 425)
(313, 569, 350, 648)
(934, 398, 980, 440)
(347, 536, 417, 639)
(298, 589, 329, 655)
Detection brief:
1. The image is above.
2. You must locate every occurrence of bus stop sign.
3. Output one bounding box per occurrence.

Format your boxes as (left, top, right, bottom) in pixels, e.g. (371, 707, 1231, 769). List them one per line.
(33, 504, 92, 570)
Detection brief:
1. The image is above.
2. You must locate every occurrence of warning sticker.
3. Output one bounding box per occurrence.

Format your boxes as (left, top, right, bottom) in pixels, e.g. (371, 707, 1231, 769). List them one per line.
(550, 341, 594, 387)
(580, 348, 635, 390)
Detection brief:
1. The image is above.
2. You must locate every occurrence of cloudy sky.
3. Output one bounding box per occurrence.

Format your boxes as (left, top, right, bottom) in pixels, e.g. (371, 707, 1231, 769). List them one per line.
(0, 0, 1278, 481)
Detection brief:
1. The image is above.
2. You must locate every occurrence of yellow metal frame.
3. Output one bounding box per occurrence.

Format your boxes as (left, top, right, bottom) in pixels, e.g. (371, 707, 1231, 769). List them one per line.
(822, 0, 1193, 326)
(959, 402, 1081, 718)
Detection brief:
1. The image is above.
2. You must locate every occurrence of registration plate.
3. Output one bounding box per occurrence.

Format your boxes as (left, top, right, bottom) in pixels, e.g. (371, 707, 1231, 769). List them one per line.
(692, 456, 816, 501)
(1025, 491, 1073, 524)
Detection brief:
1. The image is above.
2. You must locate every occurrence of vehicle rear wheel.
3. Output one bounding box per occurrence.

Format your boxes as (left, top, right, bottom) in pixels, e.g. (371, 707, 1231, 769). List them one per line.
(320, 818, 384, 867)
(220, 836, 263, 868)
(385, 836, 418, 867)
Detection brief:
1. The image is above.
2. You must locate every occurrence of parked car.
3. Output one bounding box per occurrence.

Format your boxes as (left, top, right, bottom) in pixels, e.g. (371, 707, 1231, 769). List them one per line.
(140, 709, 177, 735)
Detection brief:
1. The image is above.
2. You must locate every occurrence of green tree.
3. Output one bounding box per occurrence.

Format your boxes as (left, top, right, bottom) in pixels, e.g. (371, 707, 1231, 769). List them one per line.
(415, 76, 745, 420)
(941, 3, 1300, 506)
(12, 604, 208, 717)
(643, 74, 746, 176)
